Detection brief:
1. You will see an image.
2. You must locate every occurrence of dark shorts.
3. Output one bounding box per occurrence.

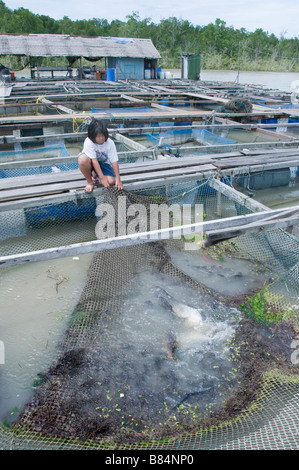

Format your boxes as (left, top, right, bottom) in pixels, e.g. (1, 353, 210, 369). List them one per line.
(95, 161, 115, 178)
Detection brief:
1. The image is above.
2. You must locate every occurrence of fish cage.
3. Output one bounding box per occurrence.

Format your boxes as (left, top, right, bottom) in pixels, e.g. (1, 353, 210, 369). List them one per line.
(91, 106, 155, 115)
(121, 123, 298, 161)
(0, 138, 137, 178)
(0, 143, 75, 178)
(145, 128, 236, 150)
(0, 172, 298, 450)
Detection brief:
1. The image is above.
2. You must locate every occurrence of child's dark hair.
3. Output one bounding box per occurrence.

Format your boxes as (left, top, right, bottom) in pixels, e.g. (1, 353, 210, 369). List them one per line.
(88, 119, 109, 143)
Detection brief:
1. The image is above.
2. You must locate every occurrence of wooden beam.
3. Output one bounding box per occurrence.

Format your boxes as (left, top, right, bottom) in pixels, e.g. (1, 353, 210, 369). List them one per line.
(3, 121, 299, 145)
(204, 207, 299, 246)
(208, 178, 269, 212)
(0, 108, 288, 126)
(213, 152, 299, 169)
(114, 132, 147, 151)
(0, 163, 216, 201)
(1, 144, 298, 203)
(220, 159, 299, 175)
(0, 156, 217, 191)
(1, 206, 298, 268)
(39, 97, 79, 115)
(0, 172, 213, 212)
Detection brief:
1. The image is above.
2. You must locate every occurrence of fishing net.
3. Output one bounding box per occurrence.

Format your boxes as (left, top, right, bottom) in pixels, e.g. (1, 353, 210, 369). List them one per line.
(146, 128, 235, 149)
(0, 141, 132, 178)
(224, 98, 253, 113)
(0, 177, 299, 450)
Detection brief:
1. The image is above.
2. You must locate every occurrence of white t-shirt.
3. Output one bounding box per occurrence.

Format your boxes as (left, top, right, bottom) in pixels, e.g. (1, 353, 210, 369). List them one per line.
(82, 137, 118, 164)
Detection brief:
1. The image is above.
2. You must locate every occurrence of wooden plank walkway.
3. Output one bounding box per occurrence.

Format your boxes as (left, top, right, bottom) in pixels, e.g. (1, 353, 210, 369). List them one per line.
(213, 148, 299, 168)
(0, 108, 287, 127)
(1, 147, 299, 204)
(0, 156, 216, 203)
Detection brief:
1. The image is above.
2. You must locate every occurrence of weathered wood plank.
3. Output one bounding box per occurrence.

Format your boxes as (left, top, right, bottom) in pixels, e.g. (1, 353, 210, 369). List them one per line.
(39, 97, 78, 115)
(0, 172, 215, 212)
(220, 159, 299, 175)
(1, 206, 298, 267)
(205, 207, 299, 246)
(0, 157, 216, 192)
(208, 178, 269, 212)
(0, 169, 83, 190)
(240, 148, 299, 157)
(0, 164, 216, 201)
(214, 153, 299, 168)
(0, 107, 286, 125)
(2, 122, 299, 145)
(1, 145, 298, 202)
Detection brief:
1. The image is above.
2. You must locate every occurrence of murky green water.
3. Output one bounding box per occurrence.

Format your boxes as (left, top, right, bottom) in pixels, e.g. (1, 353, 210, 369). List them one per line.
(0, 253, 93, 421)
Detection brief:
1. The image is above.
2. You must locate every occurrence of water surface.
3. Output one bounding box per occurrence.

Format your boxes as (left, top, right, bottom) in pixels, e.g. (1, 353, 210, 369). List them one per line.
(0, 253, 93, 421)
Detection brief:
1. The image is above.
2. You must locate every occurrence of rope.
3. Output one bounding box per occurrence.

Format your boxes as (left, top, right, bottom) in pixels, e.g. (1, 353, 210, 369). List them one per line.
(165, 175, 215, 203)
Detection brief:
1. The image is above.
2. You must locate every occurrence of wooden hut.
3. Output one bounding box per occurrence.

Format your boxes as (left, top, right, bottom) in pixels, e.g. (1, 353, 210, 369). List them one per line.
(0, 33, 161, 80)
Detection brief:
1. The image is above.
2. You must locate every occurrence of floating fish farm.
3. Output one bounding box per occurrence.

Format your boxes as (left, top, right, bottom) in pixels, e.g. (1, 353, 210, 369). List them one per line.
(0, 71, 299, 450)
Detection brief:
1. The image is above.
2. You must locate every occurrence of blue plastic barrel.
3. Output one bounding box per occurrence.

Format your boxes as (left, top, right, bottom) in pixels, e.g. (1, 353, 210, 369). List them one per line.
(106, 68, 116, 81)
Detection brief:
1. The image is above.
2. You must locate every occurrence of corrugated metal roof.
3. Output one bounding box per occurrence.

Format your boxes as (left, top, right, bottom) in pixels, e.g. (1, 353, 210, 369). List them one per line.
(0, 34, 161, 59)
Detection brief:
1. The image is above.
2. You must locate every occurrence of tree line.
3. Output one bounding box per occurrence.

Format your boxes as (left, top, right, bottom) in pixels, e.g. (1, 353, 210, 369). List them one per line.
(0, 2, 298, 72)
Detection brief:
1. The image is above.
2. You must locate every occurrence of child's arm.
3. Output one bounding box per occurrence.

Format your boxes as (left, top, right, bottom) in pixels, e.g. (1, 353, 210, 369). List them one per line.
(111, 161, 123, 190)
(91, 159, 110, 188)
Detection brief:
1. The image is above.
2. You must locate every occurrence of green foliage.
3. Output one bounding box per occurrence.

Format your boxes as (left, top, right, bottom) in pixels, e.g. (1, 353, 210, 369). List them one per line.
(240, 288, 288, 326)
(32, 374, 45, 388)
(0, 3, 298, 71)
(69, 309, 87, 326)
